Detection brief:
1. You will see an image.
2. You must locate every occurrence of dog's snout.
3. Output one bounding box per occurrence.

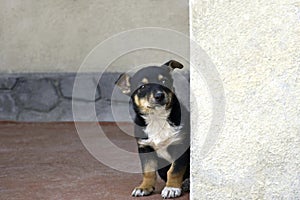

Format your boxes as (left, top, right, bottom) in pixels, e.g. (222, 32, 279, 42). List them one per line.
(154, 91, 165, 102)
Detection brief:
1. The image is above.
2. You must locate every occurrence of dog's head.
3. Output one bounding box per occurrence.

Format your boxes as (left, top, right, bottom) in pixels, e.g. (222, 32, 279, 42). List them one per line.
(116, 60, 184, 115)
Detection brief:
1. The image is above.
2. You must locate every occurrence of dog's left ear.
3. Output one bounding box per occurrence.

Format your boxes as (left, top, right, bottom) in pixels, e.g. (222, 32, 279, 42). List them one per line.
(115, 73, 131, 95)
(162, 60, 184, 71)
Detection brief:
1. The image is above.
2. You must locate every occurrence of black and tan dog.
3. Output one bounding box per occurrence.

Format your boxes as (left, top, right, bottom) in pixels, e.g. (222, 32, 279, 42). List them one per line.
(116, 60, 190, 199)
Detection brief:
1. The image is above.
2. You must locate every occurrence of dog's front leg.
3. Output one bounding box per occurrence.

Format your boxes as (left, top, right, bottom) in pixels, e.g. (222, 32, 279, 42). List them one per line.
(132, 146, 158, 197)
(161, 162, 186, 199)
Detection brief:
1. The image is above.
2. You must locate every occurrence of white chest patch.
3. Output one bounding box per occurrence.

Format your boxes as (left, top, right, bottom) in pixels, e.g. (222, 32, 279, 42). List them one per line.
(138, 107, 182, 162)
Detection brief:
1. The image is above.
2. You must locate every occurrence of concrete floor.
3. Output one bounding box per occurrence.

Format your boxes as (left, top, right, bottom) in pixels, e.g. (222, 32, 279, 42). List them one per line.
(0, 122, 189, 200)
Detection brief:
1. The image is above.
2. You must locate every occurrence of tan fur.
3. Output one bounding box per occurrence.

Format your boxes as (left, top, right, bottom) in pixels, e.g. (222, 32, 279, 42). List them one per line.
(166, 163, 187, 188)
(166, 92, 174, 110)
(134, 95, 140, 107)
(137, 172, 156, 189)
(134, 95, 150, 112)
(135, 160, 157, 192)
(158, 74, 164, 81)
(141, 78, 149, 84)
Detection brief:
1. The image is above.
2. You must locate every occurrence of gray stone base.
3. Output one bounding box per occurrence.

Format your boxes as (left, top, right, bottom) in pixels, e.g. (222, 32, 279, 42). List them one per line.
(0, 73, 129, 122)
(0, 72, 189, 122)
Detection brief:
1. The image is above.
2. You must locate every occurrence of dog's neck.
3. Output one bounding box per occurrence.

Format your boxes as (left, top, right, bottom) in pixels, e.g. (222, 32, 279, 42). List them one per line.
(142, 107, 170, 125)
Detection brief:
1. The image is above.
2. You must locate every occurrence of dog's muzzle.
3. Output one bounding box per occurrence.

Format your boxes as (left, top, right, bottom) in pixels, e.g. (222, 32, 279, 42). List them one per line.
(149, 91, 167, 107)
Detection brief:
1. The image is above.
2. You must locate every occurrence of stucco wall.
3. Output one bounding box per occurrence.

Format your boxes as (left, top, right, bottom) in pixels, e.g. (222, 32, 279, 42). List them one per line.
(0, 0, 189, 73)
(191, 0, 300, 199)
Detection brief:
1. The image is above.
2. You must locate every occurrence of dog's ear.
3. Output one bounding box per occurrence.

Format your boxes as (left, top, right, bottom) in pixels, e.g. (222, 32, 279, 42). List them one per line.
(162, 60, 184, 71)
(115, 73, 131, 95)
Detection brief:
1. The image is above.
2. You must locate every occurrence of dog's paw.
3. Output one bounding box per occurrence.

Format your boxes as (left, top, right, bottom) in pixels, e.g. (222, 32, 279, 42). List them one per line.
(161, 187, 182, 199)
(131, 187, 154, 197)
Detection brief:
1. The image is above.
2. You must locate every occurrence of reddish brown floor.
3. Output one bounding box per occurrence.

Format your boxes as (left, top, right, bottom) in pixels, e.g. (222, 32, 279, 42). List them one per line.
(0, 122, 189, 200)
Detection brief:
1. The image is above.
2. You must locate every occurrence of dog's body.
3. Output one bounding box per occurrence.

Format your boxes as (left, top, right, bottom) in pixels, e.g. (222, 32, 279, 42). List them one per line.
(116, 60, 190, 199)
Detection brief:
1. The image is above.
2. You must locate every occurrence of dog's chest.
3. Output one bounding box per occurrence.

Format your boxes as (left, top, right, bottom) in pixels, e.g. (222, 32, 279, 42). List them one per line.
(139, 110, 182, 161)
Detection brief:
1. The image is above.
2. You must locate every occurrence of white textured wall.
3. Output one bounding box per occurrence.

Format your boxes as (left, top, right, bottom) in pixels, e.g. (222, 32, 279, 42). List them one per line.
(0, 0, 188, 72)
(191, 0, 300, 199)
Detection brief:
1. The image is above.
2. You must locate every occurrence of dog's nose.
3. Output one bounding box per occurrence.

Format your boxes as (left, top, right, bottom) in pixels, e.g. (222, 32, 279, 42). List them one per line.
(154, 91, 165, 102)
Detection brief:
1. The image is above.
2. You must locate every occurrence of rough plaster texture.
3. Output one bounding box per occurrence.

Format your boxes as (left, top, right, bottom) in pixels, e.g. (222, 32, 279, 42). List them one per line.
(191, 0, 300, 199)
(0, 0, 188, 73)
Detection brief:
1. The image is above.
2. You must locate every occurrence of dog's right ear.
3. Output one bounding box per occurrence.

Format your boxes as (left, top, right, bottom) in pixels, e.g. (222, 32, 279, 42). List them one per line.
(115, 73, 131, 95)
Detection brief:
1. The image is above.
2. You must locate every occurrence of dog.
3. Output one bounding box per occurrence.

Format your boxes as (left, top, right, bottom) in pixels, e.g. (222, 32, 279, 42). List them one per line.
(116, 60, 190, 199)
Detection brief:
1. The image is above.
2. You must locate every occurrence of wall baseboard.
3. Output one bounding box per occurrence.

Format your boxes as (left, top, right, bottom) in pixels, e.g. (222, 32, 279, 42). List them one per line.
(0, 72, 189, 122)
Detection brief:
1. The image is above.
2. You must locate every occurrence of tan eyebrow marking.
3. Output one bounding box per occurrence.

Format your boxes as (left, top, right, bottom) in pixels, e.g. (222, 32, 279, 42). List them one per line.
(134, 94, 140, 106)
(158, 74, 164, 81)
(141, 78, 149, 84)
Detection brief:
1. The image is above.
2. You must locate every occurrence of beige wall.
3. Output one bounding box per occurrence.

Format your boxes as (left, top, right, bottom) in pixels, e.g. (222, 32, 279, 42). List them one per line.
(191, 0, 300, 199)
(0, 0, 189, 73)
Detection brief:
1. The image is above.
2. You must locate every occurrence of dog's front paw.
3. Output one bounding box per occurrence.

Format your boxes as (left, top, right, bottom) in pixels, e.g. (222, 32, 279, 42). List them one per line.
(131, 187, 154, 197)
(161, 187, 182, 199)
